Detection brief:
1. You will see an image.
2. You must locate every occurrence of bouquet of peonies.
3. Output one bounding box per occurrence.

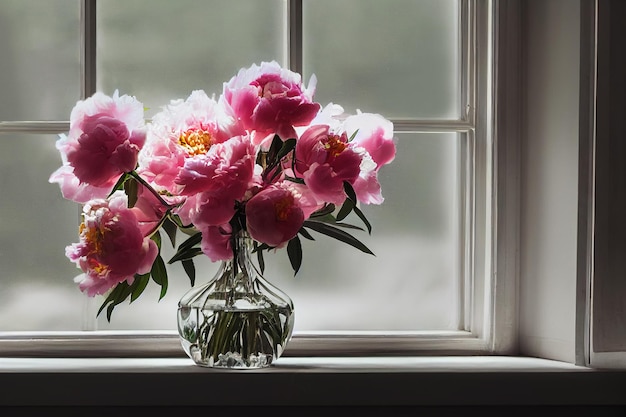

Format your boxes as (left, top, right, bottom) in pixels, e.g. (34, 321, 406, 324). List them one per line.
(50, 61, 396, 320)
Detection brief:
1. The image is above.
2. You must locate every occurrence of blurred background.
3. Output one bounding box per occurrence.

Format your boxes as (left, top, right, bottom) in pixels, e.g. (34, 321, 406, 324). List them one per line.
(0, 0, 463, 332)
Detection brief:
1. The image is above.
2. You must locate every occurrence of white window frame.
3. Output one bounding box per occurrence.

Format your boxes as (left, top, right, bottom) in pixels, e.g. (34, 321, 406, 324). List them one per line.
(0, 0, 521, 358)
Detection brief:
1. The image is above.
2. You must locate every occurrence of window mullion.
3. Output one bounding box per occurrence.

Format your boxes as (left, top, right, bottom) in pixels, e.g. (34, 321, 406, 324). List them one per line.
(81, 0, 97, 99)
(461, 0, 476, 125)
(0, 121, 68, 134)
(287, 0, 303, 75)
(80, 0, 99, 332)
(392, 119, 474, 133)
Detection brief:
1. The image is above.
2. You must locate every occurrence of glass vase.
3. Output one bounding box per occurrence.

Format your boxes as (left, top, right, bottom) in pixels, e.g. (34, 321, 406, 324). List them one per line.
(177, 230, 295, 368)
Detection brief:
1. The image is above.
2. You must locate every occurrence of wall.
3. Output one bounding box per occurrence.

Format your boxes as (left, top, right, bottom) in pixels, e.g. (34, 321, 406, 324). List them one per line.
(519, 0, 580, 363)
(591, 0, 626, 365)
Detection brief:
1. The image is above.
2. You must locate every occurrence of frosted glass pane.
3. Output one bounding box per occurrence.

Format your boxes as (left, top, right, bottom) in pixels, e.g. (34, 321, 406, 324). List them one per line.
(303, 0, 460, 119)
(97, 0, 284, 118)
(0, 134, 85, 331)
(98, 133, 462, 331)
(0, 0, 81, 121)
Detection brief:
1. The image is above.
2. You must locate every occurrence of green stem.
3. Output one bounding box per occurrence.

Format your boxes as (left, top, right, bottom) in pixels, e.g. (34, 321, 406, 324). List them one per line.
(144, 209, 173, 239)
(128, 170, 178, 209)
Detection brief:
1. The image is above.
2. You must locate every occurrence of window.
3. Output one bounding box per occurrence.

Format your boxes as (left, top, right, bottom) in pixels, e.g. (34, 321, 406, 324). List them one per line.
(0, 0, 512, 356)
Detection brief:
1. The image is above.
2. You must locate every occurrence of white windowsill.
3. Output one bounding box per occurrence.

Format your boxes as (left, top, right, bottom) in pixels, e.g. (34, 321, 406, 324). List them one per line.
(1, 356, 625, 407)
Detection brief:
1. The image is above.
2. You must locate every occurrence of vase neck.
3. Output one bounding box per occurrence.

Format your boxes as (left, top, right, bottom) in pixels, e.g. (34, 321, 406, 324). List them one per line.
(217, 230, 257, 294)
(231, 229, 253, 268)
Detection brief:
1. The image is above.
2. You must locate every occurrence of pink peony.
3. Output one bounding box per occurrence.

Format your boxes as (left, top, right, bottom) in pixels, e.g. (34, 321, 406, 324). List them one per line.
(344, 111, 396, 170)
(174, 135, 259, 227)
(200, 223, 233, 262)
(295, 124, 362, 206)
(48, 165, 113, 203)
(295, 108, 394, 205)
(49, 91, 146, 203)
(183, 191, 237, 228)
(66, 191, 159, 297)
(130, 183, 180, 236)
(175, 135, 257, 197)
(138, 90, 244, 195)
(246, 185, 305, 248)
(351, 152, 384, 204)
(222, 61, 320, 142)
(281, 181, 325, 219)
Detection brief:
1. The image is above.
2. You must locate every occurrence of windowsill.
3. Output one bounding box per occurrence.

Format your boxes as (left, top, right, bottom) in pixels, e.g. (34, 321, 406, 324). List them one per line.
(1, 356, 625, 407)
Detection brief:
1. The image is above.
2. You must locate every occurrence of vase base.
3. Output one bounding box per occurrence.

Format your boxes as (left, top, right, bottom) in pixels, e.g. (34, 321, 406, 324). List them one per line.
(187, 345, 274, 369)
(178, 304, 293, 369)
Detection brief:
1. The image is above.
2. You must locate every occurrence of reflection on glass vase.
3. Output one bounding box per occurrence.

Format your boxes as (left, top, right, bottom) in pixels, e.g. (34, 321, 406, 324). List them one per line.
(177, 230, 295, 369)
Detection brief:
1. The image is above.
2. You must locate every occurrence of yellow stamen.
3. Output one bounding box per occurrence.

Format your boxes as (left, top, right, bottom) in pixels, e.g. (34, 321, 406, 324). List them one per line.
(81, 222, 106, 254)
(179, 129, 213, 156)
(324, 134, 347, 158)
(88, 258, 109, 276)
(80, 220, 111, 265)
(274, 195, 294, 221)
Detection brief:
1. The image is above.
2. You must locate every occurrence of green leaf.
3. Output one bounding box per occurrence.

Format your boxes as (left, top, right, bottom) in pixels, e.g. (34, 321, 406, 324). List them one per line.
(168, 247, 203, 264)
(251, 242, 273, 252)
(97, 294, 113, 318)
(97, 282, 128, 314)
(178, 225, 199, 236)
(108, 173, 130, 197)
(124, 176, 139, 208)
(333, 222, 364, 231)
(181, 258, 196, 287)
(151, 230, 162, 250)
(106, 304, 116, 322)
(298, 227, 315, 241)
(97, 281, 133, 322)
(311, 213, 337, 224)
(343, 181, 357, 203)
(340, 181, 371, 233)
(308, 212, 364, 231)
(105, 283, 134, 321)
(265, 138, 297, 174)
(276, 138, 297, 161)
(130, 273, 150, 302)
(255, 148, 265, 166)
(283, 175, 305, 184)
(353, 204, 372, 235)
(178, 232, 202, 252)
(348, 129, 359, 142)
(303, 220, 374, 255)
(310, 204, 336, 218)
(256, 245, 265, 274)
(266, 135, 283, 162)
(150, 255, 168, 300)
(336, 197, 354, 221)
(162, 217, 178, 247)
(264, 164, 282, 183)
(168, 232, 202, 263)
(168, 213, 196, 231)
(287, 235, 303, 275)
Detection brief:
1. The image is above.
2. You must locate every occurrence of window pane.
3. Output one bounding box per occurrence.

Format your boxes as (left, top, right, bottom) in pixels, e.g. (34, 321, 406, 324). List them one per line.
(97, 0, 285, 118)
(0, 134, 85, 331)
(97, 133, 462, 331)
(0, 0, 81, 121)
(303, 0, 460, 119)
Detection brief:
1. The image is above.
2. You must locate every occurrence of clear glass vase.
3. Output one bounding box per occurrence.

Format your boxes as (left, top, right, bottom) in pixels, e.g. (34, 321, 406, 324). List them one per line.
(177, 230, 295, 368)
